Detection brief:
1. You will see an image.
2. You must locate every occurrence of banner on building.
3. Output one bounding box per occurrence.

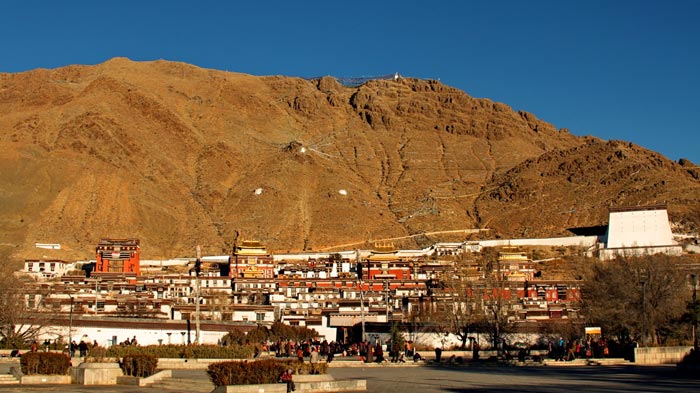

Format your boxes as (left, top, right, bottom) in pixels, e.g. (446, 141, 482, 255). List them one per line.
(585, 326, 602, 335)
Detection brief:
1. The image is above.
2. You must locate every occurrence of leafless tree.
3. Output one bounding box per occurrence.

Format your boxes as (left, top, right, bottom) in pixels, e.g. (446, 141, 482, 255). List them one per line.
(432, 257, 485, 349)
(0, 267, 49, 347)
(477, 248, 518, 351)
(581, 254, 689, 345)
(204, 289, 234, 321)
(428, 249, 517, 350)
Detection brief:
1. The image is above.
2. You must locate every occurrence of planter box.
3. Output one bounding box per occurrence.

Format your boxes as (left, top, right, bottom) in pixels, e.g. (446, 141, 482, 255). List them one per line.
(157, 358, 227, 369)
(20, 374, 71, 384)
(71, 362, 123, 385)
(212, 378, 367, 393)
(117, 369, 172, 386)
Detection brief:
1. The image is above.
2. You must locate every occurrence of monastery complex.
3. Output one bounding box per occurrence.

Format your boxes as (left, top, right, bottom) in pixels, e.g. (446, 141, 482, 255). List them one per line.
(16, 205, 692, 348)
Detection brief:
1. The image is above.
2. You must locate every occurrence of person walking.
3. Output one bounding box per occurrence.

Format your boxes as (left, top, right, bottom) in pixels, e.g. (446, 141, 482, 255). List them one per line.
(280, 368, 295, 392)
(309, 347, 320, 374)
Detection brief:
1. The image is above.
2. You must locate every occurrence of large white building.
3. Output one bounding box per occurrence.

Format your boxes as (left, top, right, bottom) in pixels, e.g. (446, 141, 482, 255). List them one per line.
(598, 205, 683, 260)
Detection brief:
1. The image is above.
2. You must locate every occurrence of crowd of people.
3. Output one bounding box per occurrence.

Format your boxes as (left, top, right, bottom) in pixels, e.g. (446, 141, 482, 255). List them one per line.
(263, 337, 421, 365)
(549, 336, 609, 361)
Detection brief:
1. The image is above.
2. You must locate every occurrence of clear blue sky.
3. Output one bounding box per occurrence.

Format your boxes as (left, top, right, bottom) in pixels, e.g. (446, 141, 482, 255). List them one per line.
(2, 0, 698, 163)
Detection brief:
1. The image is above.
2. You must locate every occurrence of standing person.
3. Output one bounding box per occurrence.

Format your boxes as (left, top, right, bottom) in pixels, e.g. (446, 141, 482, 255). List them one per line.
(280, 368, 295, 392)
(327, 341, 335, 363)
(309, 347, 320, 374)
(375, 342, 384, 363)
(566, 341, 576, 361)
(78, 340, 89, 357)
(472, 341, 480, 361)
(296, 347, 304, 363)
(391, 342, 400, 363)
(30, 340, 38, 353)
(435, 346, 443, 363)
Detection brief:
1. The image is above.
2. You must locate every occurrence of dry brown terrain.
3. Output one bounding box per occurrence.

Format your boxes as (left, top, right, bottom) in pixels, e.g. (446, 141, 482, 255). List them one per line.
(1, 58, 698, 262)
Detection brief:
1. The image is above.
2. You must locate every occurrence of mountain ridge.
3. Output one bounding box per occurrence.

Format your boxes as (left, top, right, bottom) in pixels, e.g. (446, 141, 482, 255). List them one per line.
(1, 58, 697, 262)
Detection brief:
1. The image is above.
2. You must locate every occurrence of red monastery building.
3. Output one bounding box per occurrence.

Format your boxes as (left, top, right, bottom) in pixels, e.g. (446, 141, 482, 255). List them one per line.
(364, 242, 414, 280)
(95, 238, 141, 275)
(231, 240, 275, 278)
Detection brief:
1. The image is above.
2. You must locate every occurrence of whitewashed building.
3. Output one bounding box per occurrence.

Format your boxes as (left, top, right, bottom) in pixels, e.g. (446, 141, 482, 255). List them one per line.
(598, 205, 683, 260)
(23, 260, 71, 279)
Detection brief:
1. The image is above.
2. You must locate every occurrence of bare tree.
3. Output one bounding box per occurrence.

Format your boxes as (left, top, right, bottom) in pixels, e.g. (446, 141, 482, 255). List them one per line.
(433, 257, 484, 349)
(581, 254, 689, 345)
(428, 249, 517, 350)
(478, 249, 517, 351)
(0, 267, 48, 347)
(204, 289, 235, 321)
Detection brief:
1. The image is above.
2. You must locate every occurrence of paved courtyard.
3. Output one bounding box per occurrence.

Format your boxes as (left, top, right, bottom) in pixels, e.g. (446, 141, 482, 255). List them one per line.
(329, 364, 700, 392)
(1, 364, 699, 392)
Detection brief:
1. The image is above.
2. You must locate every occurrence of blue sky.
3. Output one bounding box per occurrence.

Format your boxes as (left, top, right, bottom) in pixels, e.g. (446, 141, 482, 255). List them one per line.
(2, 0, 698, 163)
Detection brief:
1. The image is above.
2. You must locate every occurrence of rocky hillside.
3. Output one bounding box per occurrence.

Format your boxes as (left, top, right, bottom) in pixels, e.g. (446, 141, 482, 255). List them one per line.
(0, 58, 697, 261)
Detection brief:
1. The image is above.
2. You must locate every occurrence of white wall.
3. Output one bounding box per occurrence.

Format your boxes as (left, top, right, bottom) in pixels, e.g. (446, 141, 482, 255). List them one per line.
(477, 236, 598, 248)
(37, 324, 229, 347)
(606, 209, 675, 248)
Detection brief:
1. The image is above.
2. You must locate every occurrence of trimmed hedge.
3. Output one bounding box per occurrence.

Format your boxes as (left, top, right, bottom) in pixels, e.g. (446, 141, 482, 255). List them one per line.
(207, 359, 328, 387)
(121, 354, 158, 377)
(106, 344, 255, 359)
(20, 352, 71, 375)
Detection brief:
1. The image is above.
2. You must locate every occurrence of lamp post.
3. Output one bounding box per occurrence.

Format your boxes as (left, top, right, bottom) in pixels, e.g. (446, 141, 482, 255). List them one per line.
(68, 295, 74, 357)
(384, 279, 390, 320)
(195, 245, 202, 345)
(692, 274, 698, 351)
(356, 250, 365, 342)
(94, 277, 101, 315)
(640, 276, 648, 347)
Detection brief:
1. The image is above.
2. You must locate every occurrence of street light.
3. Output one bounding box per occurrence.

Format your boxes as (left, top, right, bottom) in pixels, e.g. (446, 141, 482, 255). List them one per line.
(692, 274, 698, 351)
(640, 274, 648, 347)
(195, 245, 202, 345)
(384, 279, 390, 319)
(68, 295, 74, 357)
(94, 277, 101, 315)
(356, 250, 365, 342)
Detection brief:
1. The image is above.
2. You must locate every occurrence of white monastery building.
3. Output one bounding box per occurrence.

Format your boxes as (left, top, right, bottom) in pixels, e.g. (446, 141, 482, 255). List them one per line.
(598, 204, 683, 260)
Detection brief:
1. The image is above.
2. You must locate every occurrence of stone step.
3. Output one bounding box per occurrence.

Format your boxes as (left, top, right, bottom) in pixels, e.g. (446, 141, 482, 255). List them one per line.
(0, 374, 19, 384)
(151, 377, 215, 393)
(542, 358, 631, 366)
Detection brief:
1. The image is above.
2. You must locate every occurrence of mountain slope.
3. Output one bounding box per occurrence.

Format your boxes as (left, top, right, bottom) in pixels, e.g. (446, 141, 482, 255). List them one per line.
(474, 139, 700, 238)
(0, 58, 697, 261)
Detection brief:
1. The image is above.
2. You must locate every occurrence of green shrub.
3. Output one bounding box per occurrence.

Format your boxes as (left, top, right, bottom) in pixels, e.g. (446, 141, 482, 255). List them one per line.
(121, 354, 158, 377)
(269, 322, 319, 342)
(106, 344, 255, 359)
(20, 352, 71, 375)
(220, 330, 246, 346)
(85, 346, 114, 363)
(207, 359, 327, 387)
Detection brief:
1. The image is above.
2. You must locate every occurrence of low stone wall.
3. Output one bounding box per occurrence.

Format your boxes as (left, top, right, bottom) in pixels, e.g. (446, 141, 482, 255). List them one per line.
(20, 374, 72, 384)
(117, 369, 172, 386)
(212, 378, 367, 393)
(634, 346, 693, 365)
(157, 358, 230, 369)
(71, 362, 123, 385)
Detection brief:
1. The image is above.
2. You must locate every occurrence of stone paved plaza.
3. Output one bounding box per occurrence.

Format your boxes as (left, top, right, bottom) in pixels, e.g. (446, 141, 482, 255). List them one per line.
(330, 364, 700, 392)
(1, 364, 699, 392)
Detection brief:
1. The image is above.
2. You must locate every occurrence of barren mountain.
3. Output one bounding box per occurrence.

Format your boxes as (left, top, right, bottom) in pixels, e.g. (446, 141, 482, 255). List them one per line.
(0, 58, 698, 262)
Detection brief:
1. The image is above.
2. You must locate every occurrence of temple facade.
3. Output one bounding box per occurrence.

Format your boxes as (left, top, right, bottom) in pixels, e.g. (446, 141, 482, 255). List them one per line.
(95, 238, 141, 275)
(231, 240, 275, 278)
